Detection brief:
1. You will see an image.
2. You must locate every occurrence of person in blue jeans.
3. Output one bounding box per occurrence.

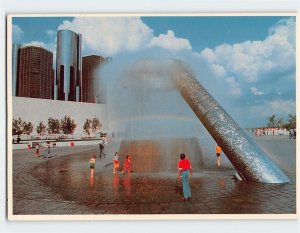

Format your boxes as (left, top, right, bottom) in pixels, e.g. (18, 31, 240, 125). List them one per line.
(177, 153, 192, 201)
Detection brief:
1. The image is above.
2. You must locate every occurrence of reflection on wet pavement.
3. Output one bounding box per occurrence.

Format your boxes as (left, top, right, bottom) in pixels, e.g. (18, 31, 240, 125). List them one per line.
(12, 136, 296, 215)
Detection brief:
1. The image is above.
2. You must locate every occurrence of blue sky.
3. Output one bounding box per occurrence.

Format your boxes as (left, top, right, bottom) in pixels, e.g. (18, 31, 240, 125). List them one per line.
(142, 16, 286, 51)
(11, 15, 296, 127)
(13, 16, 288, 52)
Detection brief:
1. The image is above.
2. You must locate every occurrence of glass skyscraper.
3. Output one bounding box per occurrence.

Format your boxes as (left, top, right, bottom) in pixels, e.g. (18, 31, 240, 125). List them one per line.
(56, 29, 82, 101)
(82, 55, 106, 103)
(12, 43, 20, 96)
(15, 46, 54, 99)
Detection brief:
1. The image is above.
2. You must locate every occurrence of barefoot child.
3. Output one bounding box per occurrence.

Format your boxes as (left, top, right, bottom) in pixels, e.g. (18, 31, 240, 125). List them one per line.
(122, 155, 131, 174)
(216, 145, 222, 167)
(113, 152, 119, 174)
(89, 155, 96, 177)
(35, 143, 40, 157)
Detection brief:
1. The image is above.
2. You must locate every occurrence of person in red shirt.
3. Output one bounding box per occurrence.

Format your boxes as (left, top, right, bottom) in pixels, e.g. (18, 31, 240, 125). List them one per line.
(177, 153, 192, 201)
(122, 155, 131, 174)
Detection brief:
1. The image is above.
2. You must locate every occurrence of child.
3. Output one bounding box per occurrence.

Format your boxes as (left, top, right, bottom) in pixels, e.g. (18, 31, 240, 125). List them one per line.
(122, 155, 131, 174)
(216, 145, 222, 167)
(113, 152, 119, 174)
(43, 142, 51, 159)
(35, 143, 40, 157)
(89, 154, 96, 177)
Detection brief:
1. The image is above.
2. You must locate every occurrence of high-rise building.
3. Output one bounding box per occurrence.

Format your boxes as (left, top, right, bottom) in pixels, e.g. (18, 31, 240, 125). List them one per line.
(55, 29, 82, 102)
(82, 55, 107, 103)
(16, 46, 54, 99)
(12, 43, 21, 96)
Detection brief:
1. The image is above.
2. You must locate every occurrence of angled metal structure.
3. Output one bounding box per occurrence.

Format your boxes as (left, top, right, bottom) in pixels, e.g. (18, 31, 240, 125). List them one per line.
(171, 61, 289, 183)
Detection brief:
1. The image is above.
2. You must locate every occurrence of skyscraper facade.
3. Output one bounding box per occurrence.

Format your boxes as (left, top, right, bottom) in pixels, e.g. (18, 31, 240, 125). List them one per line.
(17, 46, 54, 99)
(82, 55, 106, 103)
(55, 29, 82, 102)
(12, 43, 21, 96)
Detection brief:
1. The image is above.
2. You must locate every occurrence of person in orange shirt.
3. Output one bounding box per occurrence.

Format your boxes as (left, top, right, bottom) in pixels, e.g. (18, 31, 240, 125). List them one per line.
(113, 152, 119, 174)
(216, 145, 222, 167)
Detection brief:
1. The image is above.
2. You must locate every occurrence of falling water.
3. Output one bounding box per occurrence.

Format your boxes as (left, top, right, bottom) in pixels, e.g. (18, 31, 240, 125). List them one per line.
(101, 59, 289, 183)
(105, 59, 208, 173)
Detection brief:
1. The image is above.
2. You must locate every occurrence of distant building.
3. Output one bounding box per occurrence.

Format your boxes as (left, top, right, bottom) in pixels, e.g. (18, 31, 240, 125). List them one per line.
(16, 46, 54, 99)
(55, 29, 82, 102)
(82, 55, 107, 103)
(12, 43, 21, 96)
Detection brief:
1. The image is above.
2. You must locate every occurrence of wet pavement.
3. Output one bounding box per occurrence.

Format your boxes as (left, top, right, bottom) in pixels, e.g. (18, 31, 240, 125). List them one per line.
(12, 136, 296, 215)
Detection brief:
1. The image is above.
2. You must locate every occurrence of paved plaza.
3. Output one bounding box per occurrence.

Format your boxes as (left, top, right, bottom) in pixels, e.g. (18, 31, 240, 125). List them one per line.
(12, 136, 296, 216)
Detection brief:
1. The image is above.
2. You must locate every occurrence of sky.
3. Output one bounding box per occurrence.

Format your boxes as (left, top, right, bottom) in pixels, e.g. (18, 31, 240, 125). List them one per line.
(11, 15, 296, 128)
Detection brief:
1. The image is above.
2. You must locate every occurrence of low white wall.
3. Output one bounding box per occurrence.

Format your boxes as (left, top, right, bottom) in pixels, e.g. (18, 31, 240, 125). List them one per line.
(12, 139, 105, 150)
(12, 96, 108, 138)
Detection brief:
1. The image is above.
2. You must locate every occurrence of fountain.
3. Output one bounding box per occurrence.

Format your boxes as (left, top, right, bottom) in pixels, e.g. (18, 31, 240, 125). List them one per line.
(170, 60, 289, 183)
(104, 59, 289, 183)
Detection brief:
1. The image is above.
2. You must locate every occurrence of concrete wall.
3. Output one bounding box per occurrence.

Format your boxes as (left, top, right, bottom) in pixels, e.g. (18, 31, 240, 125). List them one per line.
(12, 96, 107, 138)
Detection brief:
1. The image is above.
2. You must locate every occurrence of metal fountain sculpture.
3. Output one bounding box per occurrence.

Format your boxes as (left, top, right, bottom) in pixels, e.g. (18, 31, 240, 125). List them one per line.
(169, 60, 289, 184)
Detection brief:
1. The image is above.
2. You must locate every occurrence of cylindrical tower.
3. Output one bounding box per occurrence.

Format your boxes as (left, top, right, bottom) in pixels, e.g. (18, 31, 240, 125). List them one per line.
(12, 43, 21, 96)
(56, 29, 82, 101)
(17, 46, 54, 99)
(82, 55, 106, 103)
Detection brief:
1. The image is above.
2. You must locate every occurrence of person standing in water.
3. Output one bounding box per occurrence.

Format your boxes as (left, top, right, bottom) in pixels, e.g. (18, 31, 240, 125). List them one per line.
(89, 155, 96, 178)
(44, 141, 51, 159)
(35, 143, 40, 158)
(113, 152, 119, 174)
(177, 153, 192, 201)
(216, 145, 222, 167)
(99, 142, 105, 159)
(122, 155, 131, 174)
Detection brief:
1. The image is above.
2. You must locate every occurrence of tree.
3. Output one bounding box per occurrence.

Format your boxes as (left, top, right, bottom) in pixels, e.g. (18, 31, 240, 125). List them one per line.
(12, 118, 33, 136)
(267, 114, 277, 128)
(12, 118, 24, 136)
(92, 116, 102, 133)
(23, 121, 33, 135)
(287, 114, 296, 130)
(60, 115, 77, 135)
(83, 118, 92, 136)
(277, 117, 284, 128)
(36, 121, 46, 136)
(47, 117, 60, 135)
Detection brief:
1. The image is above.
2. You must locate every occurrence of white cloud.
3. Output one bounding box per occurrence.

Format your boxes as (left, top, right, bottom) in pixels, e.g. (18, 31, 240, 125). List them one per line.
(211, 64, 226, 78)
(148, 30, 192, 51)
(12, 24, 24, 42)
(268, 17, 296, 50)
(22, 41, 57, 66)
(250, 87, 264, 96)
(22, 41, 46, 48)
(200, 17, 296, 96)
(58, 17, 193, 56)
(58, 17, 154, 56)
(201, 48, 216, 63)
(46, 29, 56, 37)
(22, 41, 55, 53)
(226, 76, 241, 96)
(200, 17, 296, 102)
(249, 99, 295, 117)
(269, 99, 295, 114)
